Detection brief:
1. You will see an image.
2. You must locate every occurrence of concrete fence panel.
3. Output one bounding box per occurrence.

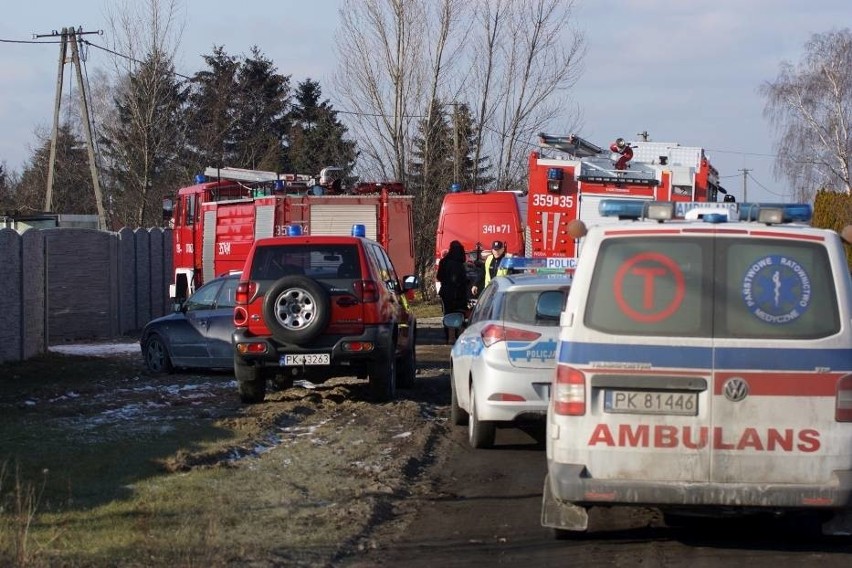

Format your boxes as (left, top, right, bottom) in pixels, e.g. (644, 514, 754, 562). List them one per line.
(134, 230, 152, 328)
(1, 226, 175, 363)
(0, 229, 23, 363)
(22, 230, 47, 359)
(118, 228, 137, 334)
(45, 228, 118, 342)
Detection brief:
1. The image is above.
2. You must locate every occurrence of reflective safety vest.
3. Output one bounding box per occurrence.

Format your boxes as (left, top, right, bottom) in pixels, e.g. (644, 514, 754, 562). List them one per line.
(484, 253, 509, 287)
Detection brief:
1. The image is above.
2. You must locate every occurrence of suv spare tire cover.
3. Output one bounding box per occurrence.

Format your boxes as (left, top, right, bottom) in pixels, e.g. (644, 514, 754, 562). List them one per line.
(262, 276, 331, 344)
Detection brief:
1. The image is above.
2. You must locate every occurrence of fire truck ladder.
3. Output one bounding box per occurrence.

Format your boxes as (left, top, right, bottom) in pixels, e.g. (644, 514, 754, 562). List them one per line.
(204, 166, 283, 183)
(577, 159, 659, 186)
(538, 133, 603, 158)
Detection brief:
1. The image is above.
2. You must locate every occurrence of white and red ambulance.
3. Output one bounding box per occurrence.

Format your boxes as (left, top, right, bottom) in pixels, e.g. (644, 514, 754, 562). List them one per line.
(543, 200, 852, 536)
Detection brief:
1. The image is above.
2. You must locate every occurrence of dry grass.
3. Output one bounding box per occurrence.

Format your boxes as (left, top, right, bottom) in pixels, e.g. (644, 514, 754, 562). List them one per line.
(0, 346, 450, 566)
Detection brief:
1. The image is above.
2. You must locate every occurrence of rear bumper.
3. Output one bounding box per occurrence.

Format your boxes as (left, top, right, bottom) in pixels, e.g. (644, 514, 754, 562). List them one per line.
(547, 461, 852, 510)
(232, 324, 396, 371)
(471, 359, 552, 422)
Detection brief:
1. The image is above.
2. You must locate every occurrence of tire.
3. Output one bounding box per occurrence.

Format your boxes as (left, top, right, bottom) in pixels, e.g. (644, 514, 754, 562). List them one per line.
(450, 366, 468, 426)
(262, 276, 330, 344)
(369, 347, 397, 402)
(142, 333, 174, 374)
(468, 382, 496, 448)
(553, 528, 580, 541)
(234, 356, 267, 404)
(396, 330, 417, 389)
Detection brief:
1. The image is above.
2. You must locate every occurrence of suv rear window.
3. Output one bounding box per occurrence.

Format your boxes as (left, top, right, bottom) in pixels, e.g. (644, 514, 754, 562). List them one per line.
(249, 244, 361, 280)
(584, 236, 839, 339)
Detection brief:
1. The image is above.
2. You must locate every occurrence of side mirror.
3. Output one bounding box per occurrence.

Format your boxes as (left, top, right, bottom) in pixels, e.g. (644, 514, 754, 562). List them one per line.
(443, 312, 464, 329)
(402, 274, 420, 291)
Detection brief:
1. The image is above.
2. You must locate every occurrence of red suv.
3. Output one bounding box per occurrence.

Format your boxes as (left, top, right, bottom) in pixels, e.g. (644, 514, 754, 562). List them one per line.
(232, 231, 418, 403)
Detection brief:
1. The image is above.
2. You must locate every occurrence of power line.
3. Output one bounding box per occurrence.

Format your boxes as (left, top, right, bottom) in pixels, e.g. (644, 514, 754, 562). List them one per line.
(0, 38, 62, 44)
(0, 32, 831, 188)
(746, 170, 788, 198)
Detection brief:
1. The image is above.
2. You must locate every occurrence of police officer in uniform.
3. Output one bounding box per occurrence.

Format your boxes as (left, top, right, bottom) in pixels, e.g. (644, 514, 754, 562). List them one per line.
(472, 240, 508, 296)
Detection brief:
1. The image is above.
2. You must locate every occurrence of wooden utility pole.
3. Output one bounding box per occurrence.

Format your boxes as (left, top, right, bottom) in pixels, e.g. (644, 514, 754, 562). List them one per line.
(451, 103, 460, 186)
(738, 168, 751, 203)
(37, 26, 105, 229)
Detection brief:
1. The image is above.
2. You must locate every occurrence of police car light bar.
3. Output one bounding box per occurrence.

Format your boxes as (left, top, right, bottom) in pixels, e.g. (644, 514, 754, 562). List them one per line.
(500, 256, 578, 273)
(599, 199, 813, 224)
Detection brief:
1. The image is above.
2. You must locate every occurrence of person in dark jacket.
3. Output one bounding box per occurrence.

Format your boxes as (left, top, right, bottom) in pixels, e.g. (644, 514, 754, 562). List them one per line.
(437, 240, 470, 344)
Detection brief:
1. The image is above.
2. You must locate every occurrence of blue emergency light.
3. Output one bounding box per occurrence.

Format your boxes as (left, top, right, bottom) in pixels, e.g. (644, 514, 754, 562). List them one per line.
(195, 174, 206, 184)
(599, 199, 813, 224)
(598, 200, 673, 221)
(351, 224, 367, 237)
(286, 225, 303, 236)
(547, 168, 564, 180)
(738, 203, 812, 223)
(501, 257, 549, 270)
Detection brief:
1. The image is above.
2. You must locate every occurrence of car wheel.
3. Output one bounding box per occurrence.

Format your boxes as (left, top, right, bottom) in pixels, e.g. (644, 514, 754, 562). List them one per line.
(234, 356, 267, 404)
(468, 383, 495, 449)
(450, 366, 468, 426)
(553, 528, 581, 540)
(369, 347, 397, 402)
(262, 276, 330, 345)
(143, 333, 173, 374)
(396, 331, 416, 389)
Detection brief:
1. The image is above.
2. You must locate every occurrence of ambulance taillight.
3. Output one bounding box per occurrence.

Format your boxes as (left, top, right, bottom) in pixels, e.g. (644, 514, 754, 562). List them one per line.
(836, 374, 852, 422)
(554, 364, 585, 416)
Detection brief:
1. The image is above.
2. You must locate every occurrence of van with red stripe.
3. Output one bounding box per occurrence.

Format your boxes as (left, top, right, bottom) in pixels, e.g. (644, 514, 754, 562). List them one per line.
(542, 200, 852, 536)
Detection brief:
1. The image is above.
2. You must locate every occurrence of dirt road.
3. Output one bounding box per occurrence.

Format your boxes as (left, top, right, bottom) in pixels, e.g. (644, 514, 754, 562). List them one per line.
(3, 318, 852, 566)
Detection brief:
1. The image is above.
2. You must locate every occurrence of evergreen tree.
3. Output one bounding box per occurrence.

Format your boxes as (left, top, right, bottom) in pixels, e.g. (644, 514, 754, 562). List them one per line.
(407, 101, 496, 283)
(229, 46, 291, 171)
(187, 46, 291, 173)
(285, 79, 357, 177)
(186, 46, 241, 170)
(15, 124, 95, 215)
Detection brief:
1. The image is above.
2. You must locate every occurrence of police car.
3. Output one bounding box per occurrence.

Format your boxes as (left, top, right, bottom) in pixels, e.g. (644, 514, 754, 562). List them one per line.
(542, 200, 852, 536)
(444, 264, 571, 449)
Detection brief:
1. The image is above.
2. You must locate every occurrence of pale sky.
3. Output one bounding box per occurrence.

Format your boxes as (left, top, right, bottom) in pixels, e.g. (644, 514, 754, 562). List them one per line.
(1, 0, 849, 203)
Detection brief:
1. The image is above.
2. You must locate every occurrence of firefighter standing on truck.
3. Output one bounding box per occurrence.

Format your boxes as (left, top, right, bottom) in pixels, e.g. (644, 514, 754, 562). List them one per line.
(610, 137, 634, 170)
(472, 240, 508, 296)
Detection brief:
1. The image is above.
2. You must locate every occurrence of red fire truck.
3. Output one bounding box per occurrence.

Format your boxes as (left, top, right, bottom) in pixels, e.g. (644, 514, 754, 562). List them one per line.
(524, 133, 725, 270)
(167, 166, 415, 302)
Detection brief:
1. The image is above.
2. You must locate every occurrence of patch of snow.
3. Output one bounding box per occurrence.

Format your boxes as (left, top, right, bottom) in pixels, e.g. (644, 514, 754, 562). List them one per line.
(50, 343, 140, 357)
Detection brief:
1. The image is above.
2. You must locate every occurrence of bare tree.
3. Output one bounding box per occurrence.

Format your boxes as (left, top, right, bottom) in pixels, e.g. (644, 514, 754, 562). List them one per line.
(334, 0, 469, 182)
(418, 0, 468, 191)
(468, 0, 585, 190)
(760, 28, 852, 199)
(334, 0, 583, 191)
(99, 0, 188, 227)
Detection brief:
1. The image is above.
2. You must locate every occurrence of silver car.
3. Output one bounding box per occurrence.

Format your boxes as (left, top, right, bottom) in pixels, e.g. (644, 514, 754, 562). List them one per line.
(445, 273, 571, 448)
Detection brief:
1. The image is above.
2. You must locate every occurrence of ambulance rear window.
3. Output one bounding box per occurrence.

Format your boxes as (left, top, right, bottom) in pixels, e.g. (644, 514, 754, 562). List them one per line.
(584, 235, 840, 340)
(584, 238, 710, 336)
(718, 239, 839, 339)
